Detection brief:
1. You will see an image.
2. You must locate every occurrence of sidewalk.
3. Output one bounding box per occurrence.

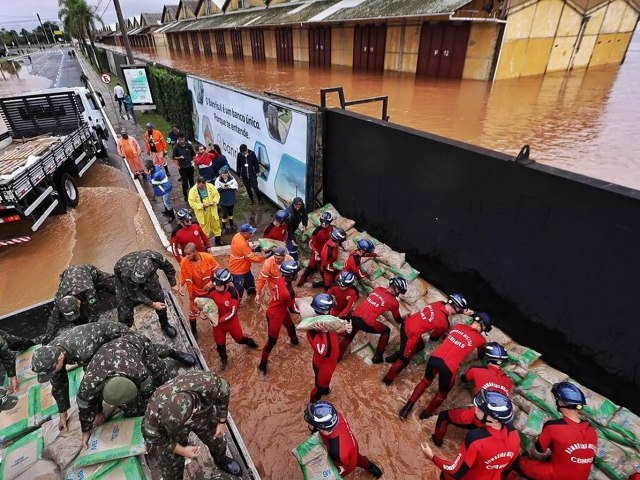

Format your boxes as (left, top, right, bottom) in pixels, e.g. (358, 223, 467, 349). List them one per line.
(75, 53, 275, 244)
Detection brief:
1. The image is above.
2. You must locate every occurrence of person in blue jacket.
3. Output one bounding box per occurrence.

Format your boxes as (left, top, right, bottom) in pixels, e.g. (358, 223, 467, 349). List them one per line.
(145, 160, 175, 222)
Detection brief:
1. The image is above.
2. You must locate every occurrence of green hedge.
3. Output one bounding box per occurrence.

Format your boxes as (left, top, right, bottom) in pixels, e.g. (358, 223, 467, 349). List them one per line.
(147, 65, 194, 139)
(95, 47, 108, 73)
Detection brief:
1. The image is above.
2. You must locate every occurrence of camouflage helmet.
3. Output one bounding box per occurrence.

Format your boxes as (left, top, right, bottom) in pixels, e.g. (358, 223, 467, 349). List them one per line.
(57, 295, 81, 321)
(159, 392, 196, 427)
(103, 376, 138, 406)
(31, 345, 63, 383)
(0, 388, 19, 412)
(131, 258, 154, 284)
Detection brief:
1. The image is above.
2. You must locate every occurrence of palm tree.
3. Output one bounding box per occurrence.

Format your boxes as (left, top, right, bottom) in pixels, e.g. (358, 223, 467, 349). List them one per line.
(58, 0, 103, 66)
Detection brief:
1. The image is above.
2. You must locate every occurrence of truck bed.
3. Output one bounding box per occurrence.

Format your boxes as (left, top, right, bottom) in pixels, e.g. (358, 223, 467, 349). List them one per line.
(0, 136, 61, 178)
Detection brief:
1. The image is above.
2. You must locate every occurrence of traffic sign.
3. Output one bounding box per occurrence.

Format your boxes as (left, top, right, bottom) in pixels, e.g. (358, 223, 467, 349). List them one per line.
(101, 73, 111, 84)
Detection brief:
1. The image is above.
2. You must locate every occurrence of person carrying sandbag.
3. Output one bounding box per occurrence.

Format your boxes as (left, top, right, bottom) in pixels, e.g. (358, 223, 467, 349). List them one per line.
(304, 401, 382, 478)
(205, 268, 259, 370)
(255, 247, 292, 305)
(302, 294, 352, 402)
(317, 228, 347, 289)
(337, 277, 407, 364)
(399, 311, 492, 421)
(432, 342, 513, 446)
(343, 238, 378, 281)
(506, 382, 597, 480)
(263, 210, 290, 242)
(298, 212, 334, 287)
(258, 260, 302, 375)
(327, 271, 359, 319)
(383, 293, 469, 385)
(421, 389, 521, 479)
(142, 371, 242, 478)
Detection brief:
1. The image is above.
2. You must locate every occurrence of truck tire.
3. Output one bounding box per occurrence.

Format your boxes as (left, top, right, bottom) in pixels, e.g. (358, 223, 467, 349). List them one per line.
(57, 173, 79, 208)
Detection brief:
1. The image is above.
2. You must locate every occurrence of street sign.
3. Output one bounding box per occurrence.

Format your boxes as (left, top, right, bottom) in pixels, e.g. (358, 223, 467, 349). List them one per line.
(101, 73, 111, 84)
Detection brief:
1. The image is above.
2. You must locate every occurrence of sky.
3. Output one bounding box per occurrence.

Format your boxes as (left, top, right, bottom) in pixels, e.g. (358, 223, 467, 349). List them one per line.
(0, 0, 168, 31)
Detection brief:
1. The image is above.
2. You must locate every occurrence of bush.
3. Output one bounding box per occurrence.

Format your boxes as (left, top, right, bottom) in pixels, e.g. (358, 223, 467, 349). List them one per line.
(147, 65, 193, 139)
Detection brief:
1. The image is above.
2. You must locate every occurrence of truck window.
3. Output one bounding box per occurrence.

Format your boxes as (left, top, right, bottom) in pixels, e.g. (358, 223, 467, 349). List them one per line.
(85, 93, 99, 110)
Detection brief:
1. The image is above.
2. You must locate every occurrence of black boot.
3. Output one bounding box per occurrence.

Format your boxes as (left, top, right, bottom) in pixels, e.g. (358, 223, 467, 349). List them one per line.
(215, 236, 225, 246)
(168, 350, 197, 367)
(258, 360, 268, 374)
(371, 352, 383, 364)
(385, 351, 399, 364)
(399, 402, 414, 420)
(229, 218, 235, 230)
(216, 456, 242, 476)
(164, 165, 171, 177)
(240, 337, 258, 349)
(167, 209, 175, 222)
(160, 321, 177, 339)
(311, 280, 324, 288)
(217, 345, 228, 370)
(431, 433, 443, 448)
(366, 461, 383, 478)
(190, 321, 198, 339)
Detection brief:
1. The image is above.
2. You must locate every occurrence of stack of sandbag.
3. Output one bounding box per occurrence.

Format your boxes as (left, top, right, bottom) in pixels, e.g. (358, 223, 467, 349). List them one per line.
(258, 238, 286, 254)
(0, 429, 47, 479)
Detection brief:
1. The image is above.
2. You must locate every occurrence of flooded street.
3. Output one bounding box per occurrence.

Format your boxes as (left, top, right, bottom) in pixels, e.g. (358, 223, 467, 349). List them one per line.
(108, 33, 640, 189)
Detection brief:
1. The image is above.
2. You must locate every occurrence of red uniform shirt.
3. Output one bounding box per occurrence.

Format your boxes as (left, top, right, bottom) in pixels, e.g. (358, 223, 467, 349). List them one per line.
(263, 222, 288, 242)
(307, 330, 340, 362)
(208, 286, 240, 323)
(171, 224, 211, 261)
(462, 364, 513, 397)
(434, 424, 520, 479)
(320, 239, 340, 272)
(321, 412, 360, 477)
(352, 287, 400, 325)
(404, 301, 450, 342)
(309, 225, 333, 254)
(432, 324, 486, 372)
(535, 417, 597, 480)
(327, 285, 358, 318)
(266, 276, 296, 320)
(343, 251, 376, 279)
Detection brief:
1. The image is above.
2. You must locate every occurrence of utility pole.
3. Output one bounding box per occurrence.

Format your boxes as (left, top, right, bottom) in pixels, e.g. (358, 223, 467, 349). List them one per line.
(113, 0, 134, 64)
(12, 31, 20, 49)
(37, 14, 52, 45)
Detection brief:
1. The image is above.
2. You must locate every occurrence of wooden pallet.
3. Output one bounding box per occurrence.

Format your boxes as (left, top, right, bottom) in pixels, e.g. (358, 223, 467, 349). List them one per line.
(0, 136, 59, 175)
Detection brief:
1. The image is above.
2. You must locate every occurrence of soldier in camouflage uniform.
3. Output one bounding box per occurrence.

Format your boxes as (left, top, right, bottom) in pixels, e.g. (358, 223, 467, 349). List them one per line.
(31, 322, 196, 431)
(114, 250, 180, 338)
(77, 334, 173, 447)
(0, 329, 35, 393)
(142, 371, 242, 478)
(40, 264, 116, 344)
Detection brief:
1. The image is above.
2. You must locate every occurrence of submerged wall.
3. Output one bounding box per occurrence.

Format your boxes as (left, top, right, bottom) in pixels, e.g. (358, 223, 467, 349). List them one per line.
(323, 108, 640, 412)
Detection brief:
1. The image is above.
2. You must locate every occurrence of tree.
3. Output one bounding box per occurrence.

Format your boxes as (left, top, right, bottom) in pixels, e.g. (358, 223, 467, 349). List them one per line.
(58, 0, 103, 63)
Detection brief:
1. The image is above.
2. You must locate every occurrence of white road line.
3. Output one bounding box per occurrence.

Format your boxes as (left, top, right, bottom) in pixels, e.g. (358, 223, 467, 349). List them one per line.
(54, 52, 63, 87)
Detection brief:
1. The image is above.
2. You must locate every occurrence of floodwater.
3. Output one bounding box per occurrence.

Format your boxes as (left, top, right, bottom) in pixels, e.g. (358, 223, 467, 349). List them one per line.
(105, 31, 640, 189)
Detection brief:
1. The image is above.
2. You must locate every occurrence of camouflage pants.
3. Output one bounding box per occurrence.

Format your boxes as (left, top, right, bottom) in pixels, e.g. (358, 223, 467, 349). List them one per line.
(156, 413, 236, 480)
(115, 276, 168, 326)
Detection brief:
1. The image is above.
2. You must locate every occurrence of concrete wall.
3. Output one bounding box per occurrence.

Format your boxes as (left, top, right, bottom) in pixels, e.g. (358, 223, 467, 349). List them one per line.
(495, 0, 639, 79)
(463, 23, 501, 80)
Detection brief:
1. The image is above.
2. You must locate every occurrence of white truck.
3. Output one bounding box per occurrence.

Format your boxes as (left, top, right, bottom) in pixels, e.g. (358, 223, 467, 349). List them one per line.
(0, 87, 109, 232)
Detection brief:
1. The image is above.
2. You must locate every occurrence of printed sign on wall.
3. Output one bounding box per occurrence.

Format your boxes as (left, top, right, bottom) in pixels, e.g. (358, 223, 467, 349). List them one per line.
(121, 65, 154, 105)
(187, 75, 312, 207)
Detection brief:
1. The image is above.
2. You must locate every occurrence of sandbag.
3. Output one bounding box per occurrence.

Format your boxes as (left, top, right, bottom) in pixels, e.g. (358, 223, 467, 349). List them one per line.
(402, 279, 429, 306)
(320, 204, 342, 221)
(42, 406, 83, 469)
(297, 315, 345, 333)
(29, 382, 58, 427)
(448, 314, 473, 326)
(605, 408, 640, 450)
(374, 244, 405, 270)
(530, 362, 569, 385)
(307, 210, 322, 227)
(510, 393, 536, 414)
(258, 238, 286, 252)
(72, 417, 146, 468)
(384, 262, 420, 282)
(425, 287, 447, 304)
(506, 343, 542, 369)
(486, 327, 512, 346)
(503, 363, 529, 385)
(0, 384, 33, 445)
(572, 381, 620, 426)
(292, 433, 343, 480)
(12, 346, 39, 382)
(333, 216, 355, 232)
(14, 459, 60, 480)
(0, 429, 44, 479)
(594, 429, 639, 480)
(65, 460, 119, 480)
(516, 373, 557, 414)
(94, 457, 148, 479)
(522, 407, 560, 437)
(193, 297, 219, 327)
(360, 260, 385, 280)
(295, 297, 316, 320)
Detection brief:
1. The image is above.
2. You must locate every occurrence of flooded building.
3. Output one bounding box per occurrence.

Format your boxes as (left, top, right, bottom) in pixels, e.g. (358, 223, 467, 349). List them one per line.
(134, 0, 640, 80)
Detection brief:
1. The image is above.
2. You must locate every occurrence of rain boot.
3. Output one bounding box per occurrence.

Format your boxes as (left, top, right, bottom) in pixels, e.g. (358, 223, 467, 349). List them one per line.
(229, 217, 235, 231)
(167, 209, 175, 222)
(366, 461, 383, 478)
(190, 320, 198, 339)
(399, 402, 414, 420)
(159, 319, 177, 339)
(164, 165, 171, 177)
(239, 337, 258, 349)
(168, 350, 197, 367)
(217, 345, 228, 370)
(215, 236, 225, 246)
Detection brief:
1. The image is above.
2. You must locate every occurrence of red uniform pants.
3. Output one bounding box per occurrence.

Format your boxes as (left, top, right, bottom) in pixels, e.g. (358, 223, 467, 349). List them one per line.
(260, 312, 298, 363)
(516, 458, 554, 480)
(342, 454, 374, 477)
(408, 356, 456, 417)
(339, 316, 391, 358)
(322, 269, 338, 288)
(212, 317, 245, 346)
(311, 354, 338, 402)
(433, 406, 482, 443)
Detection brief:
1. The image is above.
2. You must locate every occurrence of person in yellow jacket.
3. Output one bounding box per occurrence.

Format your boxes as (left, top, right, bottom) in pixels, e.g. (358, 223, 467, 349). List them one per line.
(188, 176, 224, 246)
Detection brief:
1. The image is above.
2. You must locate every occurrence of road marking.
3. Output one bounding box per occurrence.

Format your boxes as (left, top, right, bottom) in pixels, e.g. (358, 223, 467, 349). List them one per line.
(54, 52, 64, 87)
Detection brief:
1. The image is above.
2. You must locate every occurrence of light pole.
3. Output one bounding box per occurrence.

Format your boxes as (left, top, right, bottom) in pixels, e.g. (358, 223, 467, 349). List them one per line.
(113, 0, 134, 64)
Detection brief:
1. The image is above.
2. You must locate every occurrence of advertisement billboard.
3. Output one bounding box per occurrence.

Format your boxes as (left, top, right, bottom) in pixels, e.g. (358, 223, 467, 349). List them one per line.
(187, 75, 314, 207)
(122, 65, 154, 105)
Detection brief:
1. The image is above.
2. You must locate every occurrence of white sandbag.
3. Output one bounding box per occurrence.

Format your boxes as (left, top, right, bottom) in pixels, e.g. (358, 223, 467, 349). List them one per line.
(516, 373, 557, 414)
(13, 346, 40, 382)
(72, 417, 146, 467)
(65, 460, 119, 480)
(486, 327, 512, 346)
(425, 287, 447, 303)
(292, 433, 343, 480)
(360, 260, 385, 280)
(530, 362, 569, 385)
(571, 380, 620, 426)
(0, 429, 44, 479)
(14, 459, 60, 480)
(42, 406, 83, 469)
(333, 216, 355, 232)
(297, 315, 345, 333)
(401, 279, 429, 305)
(295, 297, 315, 320)
(449, 314, 473, 326)
(193, 297, 219, 327)
(374, 244, 405, 270)
(506, 343, 542, 369)
(0, 382, 34, 445)
(93, 457, 149, 479)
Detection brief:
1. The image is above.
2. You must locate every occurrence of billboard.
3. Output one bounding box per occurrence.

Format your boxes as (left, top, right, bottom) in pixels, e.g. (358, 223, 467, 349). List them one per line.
(187, 75, 314, 207)
(121, 65, 154, 105)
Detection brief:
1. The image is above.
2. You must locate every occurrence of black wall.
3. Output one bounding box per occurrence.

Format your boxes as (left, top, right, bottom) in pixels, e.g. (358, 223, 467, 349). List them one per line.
(324, 109, 640, 412)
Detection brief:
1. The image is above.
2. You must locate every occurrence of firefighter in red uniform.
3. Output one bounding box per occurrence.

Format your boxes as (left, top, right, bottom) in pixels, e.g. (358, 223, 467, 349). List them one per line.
(206, 268, 259, 370)
(432, 342, 512, 446)
(511, 382, 597, 480)
(383, 293, 468, 385)
(258, 260, 301, 374)
(343, 238, 377, 280)
(327, 271, 358, 319)
(422, 389, 520, 479)
(318, 228, 347, 289)
(171, 208, 211, 262)
(338, 277, 407, 364)
(304, 401, 383, 478)
(298, 212, 334, 286)
(399, 311, 491, 420)
(263, 209, 290, 242)
(305, 293, 352, 402)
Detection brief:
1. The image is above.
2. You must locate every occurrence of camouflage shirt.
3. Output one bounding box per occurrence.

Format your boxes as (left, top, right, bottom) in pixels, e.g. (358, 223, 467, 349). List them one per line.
(114, 250, 177, 306)
(77, 333, 170, 432)
(142, 371, 230, 446)
(48, 321, 131, 413)
(0, 329, 34, 378)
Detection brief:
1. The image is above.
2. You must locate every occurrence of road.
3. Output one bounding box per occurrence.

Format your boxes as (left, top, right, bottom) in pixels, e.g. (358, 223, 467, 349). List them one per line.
(25, 48, 83, 89)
